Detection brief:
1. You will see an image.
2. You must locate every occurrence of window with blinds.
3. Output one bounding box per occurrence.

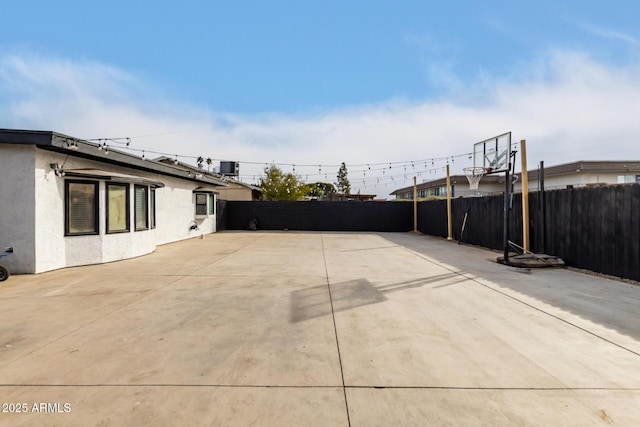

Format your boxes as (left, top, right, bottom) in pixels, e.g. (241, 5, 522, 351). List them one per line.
(107, 183, 129, 233)
(150, 188, 156, 229)
(135, 185, 148, 231)
(65, 181, 99, 235)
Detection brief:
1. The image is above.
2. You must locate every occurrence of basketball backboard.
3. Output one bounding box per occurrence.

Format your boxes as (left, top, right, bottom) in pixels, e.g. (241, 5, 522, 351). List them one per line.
(473, 132, 511, 174)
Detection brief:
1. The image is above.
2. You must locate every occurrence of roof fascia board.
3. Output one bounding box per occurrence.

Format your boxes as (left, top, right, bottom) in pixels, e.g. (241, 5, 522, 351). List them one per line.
(0, 128, 226, 187)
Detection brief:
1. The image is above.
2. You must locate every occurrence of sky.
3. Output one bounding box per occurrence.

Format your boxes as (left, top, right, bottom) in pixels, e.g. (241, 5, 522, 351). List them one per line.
(1, 1, 640, 198)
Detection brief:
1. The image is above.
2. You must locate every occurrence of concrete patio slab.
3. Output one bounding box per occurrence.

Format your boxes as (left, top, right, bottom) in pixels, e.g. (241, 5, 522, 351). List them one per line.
(1, 231, 639, 426)
(347, 388, 640, 427)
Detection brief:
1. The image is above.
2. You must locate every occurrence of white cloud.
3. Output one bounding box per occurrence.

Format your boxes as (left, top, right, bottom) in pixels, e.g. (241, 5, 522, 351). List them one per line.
(2, 51, 640, 198)
(576, 22, 640, 47)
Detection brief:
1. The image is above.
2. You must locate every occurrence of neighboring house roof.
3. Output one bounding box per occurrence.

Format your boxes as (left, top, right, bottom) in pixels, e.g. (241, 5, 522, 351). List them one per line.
(515, 160, 640, 180)
(223, 178, 262, 193)
(391, 160, 640, 195)
(328, 193, 377, 201)
(390, 175, 503, 195)
(156, 156, 262, 194)
(0, 129, 227, 187)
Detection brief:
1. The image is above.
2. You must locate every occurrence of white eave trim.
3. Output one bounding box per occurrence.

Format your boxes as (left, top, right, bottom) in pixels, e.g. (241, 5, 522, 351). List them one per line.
(193, 186, 219, 195)
(63, 169, 165, 188)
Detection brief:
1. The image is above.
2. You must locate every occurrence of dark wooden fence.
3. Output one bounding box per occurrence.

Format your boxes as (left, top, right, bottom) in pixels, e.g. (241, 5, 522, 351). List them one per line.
(220, 200, 413, 232)
(219, 183, 640, 281)
(418, 184, 640, 282)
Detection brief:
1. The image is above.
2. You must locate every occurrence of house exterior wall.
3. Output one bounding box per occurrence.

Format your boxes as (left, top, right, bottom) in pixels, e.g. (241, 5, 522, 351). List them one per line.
(216, 183, 254, 201)
(3, 147, 217, 274)
(394, 181, 504, 200)
(34, 149, 67, 272)
(513, 172, 639, 192)
(0, 144, 37, 274)
(152, 176, 217, 245)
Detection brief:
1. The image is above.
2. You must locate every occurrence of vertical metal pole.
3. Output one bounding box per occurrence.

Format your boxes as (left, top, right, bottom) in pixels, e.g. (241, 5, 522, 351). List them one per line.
(540, 161, 546, 254)
(413, 176, 418, 232)
(503, 163, 511, 264)
(520, 140, 529, 252)
(446, 164, 453, 240)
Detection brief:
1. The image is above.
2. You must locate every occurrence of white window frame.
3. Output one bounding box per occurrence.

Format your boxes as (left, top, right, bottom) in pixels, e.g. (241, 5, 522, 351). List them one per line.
(194, 192, 216, 218)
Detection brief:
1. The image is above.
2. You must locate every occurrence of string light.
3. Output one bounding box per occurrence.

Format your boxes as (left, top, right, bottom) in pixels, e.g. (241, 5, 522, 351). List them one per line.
(79, 134, 482, 194)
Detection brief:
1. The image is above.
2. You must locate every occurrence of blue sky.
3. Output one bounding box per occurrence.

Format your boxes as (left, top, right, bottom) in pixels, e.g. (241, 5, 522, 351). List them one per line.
(2, 1, 640, 197)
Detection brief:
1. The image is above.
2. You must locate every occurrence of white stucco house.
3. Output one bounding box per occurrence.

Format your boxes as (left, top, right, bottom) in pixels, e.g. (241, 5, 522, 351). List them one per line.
(0, 129, 227, 274)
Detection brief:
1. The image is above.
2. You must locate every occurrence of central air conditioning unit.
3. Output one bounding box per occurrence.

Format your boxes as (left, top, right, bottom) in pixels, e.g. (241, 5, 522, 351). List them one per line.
(219, 161, 239, 177)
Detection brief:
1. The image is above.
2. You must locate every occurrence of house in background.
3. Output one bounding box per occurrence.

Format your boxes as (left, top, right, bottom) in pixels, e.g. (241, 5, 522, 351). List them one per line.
(391, 175, 505, 200)
(513, 160, 640, 191)
(216, 179, 262, 201)
(327, 193, 377, 201)
(0, 129, 227, 274)
(391, 160, 640, 200)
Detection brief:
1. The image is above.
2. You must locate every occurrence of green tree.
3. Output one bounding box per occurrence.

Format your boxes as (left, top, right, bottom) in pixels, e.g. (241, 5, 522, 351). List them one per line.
(336, 162, 351, 194)
(260, 165, 308, 200)
(305, 182, 336, 198)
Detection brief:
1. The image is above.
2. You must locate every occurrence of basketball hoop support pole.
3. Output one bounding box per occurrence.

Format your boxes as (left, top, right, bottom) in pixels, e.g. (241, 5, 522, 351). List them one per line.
(520, 140, 529, 252)
(503, 160, 511, 265)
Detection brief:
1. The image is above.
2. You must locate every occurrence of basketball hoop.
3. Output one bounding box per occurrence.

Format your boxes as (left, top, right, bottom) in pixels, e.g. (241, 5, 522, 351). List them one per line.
(464, 167, 489, 190)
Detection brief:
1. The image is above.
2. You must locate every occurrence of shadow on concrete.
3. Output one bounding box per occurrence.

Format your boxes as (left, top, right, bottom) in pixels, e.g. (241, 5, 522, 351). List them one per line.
(339, 245, 399, 253)
(290, 279, 386, 323)
(381, 233, 640, 342)
(377, 273, 466, 293)
(290, 273, 465, 323)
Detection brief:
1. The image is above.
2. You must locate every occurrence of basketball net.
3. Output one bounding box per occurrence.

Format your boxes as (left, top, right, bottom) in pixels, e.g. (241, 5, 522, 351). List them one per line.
(463, 167, 488, 190)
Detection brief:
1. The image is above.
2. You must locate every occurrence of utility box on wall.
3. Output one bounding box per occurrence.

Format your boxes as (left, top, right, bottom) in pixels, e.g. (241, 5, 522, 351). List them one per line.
(220, 161, 239, 177)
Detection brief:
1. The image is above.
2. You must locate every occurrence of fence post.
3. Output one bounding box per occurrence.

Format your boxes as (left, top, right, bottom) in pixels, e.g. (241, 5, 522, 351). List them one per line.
(413, 176, 418, 232)
(446, 164, 453, 240)
(521, 140, 530, 251)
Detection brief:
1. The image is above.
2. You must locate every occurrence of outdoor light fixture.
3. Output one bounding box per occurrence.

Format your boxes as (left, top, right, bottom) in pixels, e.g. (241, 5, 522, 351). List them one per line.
(64, 139, 79, 150)
(50, 163, 65, 177)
